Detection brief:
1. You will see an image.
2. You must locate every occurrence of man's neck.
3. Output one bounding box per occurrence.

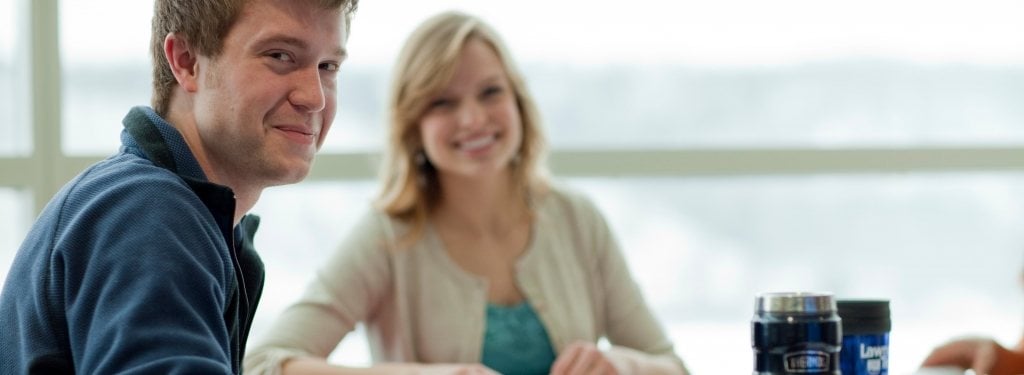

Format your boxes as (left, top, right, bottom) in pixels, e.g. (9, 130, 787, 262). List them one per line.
(163, 104, 260, 227)
(230, 188, 260, 226)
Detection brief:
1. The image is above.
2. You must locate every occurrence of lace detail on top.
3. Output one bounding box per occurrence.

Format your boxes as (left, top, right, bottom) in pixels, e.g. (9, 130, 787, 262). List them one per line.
(480, 300, 556, 375)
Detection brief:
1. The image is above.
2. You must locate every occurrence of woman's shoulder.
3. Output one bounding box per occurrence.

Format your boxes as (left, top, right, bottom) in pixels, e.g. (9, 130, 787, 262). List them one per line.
(531, 182, 613, 243)
(536, 182, 603, 218)
(338, 205, 431, 255)
(346, 206, 411, 239)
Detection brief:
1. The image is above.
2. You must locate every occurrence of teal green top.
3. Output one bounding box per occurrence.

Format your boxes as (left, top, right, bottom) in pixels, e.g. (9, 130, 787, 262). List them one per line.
(480, 300, 556, 375)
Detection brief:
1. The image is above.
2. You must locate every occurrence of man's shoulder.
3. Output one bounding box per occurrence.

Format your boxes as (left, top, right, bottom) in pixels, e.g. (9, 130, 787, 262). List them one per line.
(63, 152, 198, 207)
(80, 151, 186, 187)
(40, 153, 213, 241)
(25, 151, 233, 279)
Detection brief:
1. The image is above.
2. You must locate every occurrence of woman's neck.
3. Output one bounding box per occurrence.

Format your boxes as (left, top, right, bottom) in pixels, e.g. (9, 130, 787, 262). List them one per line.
(434, 171, 529, 236)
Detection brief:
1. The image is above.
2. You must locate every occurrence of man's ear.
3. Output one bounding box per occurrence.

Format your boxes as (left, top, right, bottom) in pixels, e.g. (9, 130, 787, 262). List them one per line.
(164, 32, 200, 93)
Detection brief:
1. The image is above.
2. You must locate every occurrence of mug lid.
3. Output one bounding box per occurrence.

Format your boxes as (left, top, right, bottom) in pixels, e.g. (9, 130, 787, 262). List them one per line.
(838, 299, 891, 334)
(755, 292, 836, 313)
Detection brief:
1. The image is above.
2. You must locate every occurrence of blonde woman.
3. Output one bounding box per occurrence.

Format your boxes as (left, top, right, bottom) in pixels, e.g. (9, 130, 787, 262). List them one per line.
(245, 11, 688, 375)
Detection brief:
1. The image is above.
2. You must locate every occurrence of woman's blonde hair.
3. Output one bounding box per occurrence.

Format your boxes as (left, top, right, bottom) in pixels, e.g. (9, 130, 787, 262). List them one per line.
(375, 11, 548, 246)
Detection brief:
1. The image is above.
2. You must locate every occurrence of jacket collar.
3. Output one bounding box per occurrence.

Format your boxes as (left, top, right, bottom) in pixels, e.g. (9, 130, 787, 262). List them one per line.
(120, 106, 208, 182)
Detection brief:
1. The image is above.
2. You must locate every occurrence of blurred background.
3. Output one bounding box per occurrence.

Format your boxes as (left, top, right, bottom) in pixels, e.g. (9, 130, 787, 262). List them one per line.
(2, 0, 1024, 373)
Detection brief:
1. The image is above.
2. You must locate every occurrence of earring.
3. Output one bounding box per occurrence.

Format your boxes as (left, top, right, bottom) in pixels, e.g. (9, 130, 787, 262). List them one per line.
(414, 150, 427, 168)
(414, 150, 428, 188)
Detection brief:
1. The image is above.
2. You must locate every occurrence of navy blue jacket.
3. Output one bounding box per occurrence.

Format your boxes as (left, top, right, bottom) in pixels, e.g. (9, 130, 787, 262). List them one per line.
(0, 106, 265, 374)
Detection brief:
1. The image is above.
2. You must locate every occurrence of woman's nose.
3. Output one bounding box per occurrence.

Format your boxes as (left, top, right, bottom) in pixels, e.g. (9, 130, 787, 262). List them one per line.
(456, 100, 486, 129)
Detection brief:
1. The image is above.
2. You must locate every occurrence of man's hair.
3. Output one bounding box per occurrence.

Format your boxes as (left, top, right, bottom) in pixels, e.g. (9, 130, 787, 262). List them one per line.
(149, 0, 358, 116)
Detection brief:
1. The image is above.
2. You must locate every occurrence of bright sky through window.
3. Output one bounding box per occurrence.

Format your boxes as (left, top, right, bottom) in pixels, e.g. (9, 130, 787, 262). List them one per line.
(348, 0, 1024, 67)
(0, 0, 14, 61)
(53, 0, 1024, 67)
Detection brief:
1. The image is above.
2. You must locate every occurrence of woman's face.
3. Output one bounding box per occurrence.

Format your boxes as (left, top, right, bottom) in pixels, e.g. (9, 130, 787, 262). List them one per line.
(417, 38, 523, 182)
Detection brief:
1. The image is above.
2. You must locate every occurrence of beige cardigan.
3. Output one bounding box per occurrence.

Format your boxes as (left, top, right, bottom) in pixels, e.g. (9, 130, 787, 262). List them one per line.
(244, 185, 685, 374)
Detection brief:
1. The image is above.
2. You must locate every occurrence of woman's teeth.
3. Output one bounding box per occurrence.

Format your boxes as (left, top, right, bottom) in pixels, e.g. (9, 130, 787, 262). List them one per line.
(459, 135, 496, 151)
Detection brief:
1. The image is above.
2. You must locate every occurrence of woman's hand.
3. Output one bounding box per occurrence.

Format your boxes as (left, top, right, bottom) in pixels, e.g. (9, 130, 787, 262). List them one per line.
(550, 341, 624, 375)
(420, 364, 501, 375)
(281, 359, 500, 375)
(921, 337, 1001, 374)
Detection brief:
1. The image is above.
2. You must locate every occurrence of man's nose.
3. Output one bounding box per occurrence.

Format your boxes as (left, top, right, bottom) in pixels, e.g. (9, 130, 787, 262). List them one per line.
(289, 67, 326, 113)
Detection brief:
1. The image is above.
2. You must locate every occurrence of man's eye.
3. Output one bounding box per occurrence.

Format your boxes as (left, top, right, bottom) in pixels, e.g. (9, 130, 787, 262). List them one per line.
(269, 52, 294, 63)
(320, 62, 340, 72)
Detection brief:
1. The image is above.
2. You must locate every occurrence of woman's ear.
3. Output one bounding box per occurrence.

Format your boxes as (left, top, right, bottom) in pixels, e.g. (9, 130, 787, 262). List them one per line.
(163, 32, 200, 93)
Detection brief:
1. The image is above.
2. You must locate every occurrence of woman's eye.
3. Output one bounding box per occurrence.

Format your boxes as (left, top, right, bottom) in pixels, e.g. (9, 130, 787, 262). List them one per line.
(429, 98, 452, 109)
(482, 86, 503, 97)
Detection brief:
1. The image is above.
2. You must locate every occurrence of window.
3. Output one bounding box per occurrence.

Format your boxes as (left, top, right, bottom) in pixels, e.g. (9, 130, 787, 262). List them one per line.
(571, 175, 1023, 373)
(3, 1, 1023, 374)
(308, 2, 1024, 372)
(245, 175, 1024, 373)
(59, 0, 153, 155)
(336, 0, 1024, 149)
(247, 181, 377, 366)
(0, 0, 29, 156)
(0, 188, 32, 289)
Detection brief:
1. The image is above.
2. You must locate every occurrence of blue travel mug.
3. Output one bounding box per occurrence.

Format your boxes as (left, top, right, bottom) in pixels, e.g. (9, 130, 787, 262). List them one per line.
(837, 300, 890, 375)
(752, 292, 842, 375)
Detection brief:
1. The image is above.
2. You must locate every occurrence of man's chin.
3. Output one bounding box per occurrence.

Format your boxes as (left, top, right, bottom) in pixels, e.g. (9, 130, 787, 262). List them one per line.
(267, 163, 313, 186)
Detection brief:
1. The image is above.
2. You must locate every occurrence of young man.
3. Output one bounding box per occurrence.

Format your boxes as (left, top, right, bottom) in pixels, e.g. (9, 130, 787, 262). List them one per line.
(0, 0, 356, 373)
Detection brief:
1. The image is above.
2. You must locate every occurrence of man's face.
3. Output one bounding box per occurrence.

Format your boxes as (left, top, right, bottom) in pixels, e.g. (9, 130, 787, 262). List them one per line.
(192, 0, 346, 187)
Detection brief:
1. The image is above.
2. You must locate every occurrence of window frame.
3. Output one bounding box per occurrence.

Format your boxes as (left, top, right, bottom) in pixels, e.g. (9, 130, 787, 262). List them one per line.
(6, 1, 1024, 214)
(4, 1, 1024, 374)
(6, 1, 1024, 212)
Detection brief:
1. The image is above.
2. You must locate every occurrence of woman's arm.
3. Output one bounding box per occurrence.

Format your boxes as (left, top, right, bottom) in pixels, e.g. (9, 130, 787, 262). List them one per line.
(282, 358, 499, 375)
(571, 192, 689, 375)
(605, 345, 689, 375)
(244, 212, 395, 374)
(993, 339, 1024, 375)
(550, 341, 687, 375)
(921, 337, 1024, 375)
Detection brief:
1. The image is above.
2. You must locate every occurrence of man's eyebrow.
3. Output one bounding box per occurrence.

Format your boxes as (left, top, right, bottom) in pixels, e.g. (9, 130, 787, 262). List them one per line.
(255, 35, 347, 59)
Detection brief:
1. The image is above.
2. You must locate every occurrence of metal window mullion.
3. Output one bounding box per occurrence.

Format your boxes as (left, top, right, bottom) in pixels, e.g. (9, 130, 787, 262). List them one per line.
(0, 158, 32, 186)
(545, 148, 1024, 177)
(303, 147, 1024, 181)
(29, 0, 61, 215)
